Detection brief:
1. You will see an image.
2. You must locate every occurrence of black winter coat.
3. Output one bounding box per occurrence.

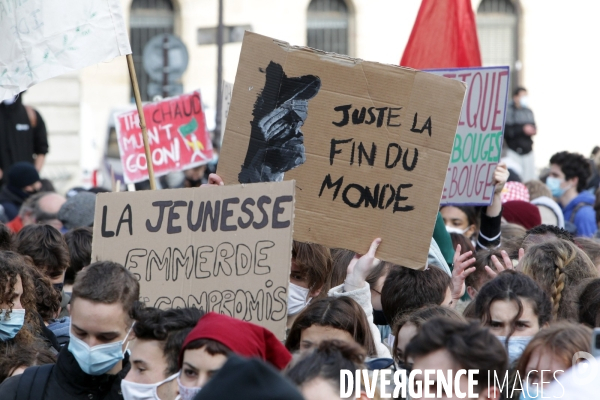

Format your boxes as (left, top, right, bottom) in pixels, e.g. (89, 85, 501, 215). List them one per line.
(0, 345, 129, 400)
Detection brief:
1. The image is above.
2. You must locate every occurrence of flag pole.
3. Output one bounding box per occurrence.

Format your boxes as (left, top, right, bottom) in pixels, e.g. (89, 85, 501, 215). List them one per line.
(126, 54, 156, 190)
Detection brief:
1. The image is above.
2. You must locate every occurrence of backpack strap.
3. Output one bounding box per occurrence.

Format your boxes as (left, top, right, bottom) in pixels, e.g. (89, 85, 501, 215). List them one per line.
(16, 364, 53, 400)
(24, 105, 37, 128)
(570, 202, 590, 223)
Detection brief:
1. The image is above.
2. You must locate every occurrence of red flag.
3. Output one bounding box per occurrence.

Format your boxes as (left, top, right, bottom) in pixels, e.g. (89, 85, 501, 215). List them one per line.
(401, 0, 482, 69)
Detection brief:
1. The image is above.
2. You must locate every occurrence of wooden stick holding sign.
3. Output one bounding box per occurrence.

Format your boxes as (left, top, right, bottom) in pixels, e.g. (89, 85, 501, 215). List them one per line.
(126, 54, 156, 190)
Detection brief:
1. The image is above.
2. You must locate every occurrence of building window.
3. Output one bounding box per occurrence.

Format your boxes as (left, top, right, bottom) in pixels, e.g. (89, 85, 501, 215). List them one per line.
(307, 0, 350, 55)
(130, 0, 175, 101)
(477, 0, 520, 90)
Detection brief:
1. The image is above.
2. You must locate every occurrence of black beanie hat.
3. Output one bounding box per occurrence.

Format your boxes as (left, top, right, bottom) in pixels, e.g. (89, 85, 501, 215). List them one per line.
(194, 355, 304, 400)
(7, 162, 40, 188)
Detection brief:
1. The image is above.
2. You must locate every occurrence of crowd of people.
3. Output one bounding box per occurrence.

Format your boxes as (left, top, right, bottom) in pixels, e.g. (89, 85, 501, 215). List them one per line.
(2, 114, 600, 399)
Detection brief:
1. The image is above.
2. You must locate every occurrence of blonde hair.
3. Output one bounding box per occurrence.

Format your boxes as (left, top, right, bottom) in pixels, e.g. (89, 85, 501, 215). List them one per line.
(520, 239, 598, 320)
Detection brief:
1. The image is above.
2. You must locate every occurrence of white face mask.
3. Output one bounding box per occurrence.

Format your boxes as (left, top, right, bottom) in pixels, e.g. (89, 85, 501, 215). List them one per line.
(121, 372, 178, 400)
(519, 95, 530, 109)
(178, 376, 201, 400)
(496, 335, 533, 364)
(288, 282, 310, 316)
(445, 225, 469, 235)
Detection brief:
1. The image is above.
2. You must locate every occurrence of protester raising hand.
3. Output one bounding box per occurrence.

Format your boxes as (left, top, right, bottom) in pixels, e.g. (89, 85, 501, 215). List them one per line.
(201, 173, 225, 187)
(327, 238, 391, 358)
(343, 238, 381, 292)
(493, 163, 509, 193)
(450, 244, 476, 306)
(485, 249, 524, 279)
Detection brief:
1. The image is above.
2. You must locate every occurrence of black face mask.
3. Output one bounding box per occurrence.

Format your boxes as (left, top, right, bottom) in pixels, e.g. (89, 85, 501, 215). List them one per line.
(8, 185, 35, 200)
(373, 309, 388, 326)
(53, 283, 64, 292)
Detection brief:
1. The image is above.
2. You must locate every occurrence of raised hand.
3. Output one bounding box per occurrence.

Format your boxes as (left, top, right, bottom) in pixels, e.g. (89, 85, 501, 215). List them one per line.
(493, 162, 509, 195)
(200, 173, 224, 187)
(344, 238, 382, 291)
(451, 244, 476, 305)
(485, 249, 524, 279)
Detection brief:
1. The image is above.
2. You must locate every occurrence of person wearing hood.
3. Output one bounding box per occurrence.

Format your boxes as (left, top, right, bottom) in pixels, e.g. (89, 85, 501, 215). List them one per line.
(0, 94, 48, 185)
(0, 162, 42, 221)
(548, 151, 597, 237)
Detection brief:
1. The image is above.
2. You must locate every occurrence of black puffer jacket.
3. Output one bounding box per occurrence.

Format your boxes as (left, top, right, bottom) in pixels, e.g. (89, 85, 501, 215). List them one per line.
(0, 345, 129, 400)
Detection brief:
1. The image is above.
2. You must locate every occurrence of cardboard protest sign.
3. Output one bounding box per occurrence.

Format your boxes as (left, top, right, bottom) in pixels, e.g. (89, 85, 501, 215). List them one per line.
(91, 181, 295, 339)
(115, 91, 214, 184)
(217, 32, 466, 269)
(0, 0, 131, 101)
(427, 67, 510, 206)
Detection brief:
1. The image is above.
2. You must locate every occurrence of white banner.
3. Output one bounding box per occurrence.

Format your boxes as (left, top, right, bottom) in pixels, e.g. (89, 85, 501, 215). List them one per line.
(0, 0, 131, 101)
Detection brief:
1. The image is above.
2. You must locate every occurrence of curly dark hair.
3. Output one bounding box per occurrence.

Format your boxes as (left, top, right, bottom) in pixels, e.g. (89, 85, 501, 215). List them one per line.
(0, 252, 39, 346)
(28, 266, 61, 322)
(131, 305, 204, 376)
(550, 151, 591, 193)
(525, 224, 574, 242)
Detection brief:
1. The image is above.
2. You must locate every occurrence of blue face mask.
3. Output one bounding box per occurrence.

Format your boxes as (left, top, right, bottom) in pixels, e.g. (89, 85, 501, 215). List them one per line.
(546, 177, 566, 198)
(68, 324, 133, 375)
(497, 335, 533, 364)
(520, 383, 541, 399)
(0, 309, 25, 341)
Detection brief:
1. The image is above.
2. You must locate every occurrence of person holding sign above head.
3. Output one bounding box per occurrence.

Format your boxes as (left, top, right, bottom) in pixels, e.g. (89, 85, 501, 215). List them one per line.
(441, 163, 509, 251)
(177, 312, 292, 400)
(0, 261, 140, 400)
(325, 238, 393, 359)
(120, 305, 203, 400)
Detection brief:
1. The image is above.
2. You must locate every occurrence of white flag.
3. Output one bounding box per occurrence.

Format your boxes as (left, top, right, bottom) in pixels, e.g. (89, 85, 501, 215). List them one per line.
(0, 0, 131, 101)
